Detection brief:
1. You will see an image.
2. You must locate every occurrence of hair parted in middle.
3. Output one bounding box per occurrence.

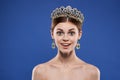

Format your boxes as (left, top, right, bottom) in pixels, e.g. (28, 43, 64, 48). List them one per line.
(50, 6, 84, 32)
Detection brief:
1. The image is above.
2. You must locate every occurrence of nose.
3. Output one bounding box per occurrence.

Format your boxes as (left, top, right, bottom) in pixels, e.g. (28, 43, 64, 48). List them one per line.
(62, 34, 69, 42)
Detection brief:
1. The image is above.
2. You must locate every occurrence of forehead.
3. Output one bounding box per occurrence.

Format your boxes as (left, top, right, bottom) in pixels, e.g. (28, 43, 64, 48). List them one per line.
(55, 22, 78, 30)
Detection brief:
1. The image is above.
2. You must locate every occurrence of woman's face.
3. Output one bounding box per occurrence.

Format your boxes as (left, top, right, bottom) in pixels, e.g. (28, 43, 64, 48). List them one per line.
(51, 22, 82, 54)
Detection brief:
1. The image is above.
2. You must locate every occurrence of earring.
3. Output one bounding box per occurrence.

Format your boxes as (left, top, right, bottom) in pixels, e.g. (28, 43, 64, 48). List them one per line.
(52, 39, 56, 49)
(76, 40, 80, 49)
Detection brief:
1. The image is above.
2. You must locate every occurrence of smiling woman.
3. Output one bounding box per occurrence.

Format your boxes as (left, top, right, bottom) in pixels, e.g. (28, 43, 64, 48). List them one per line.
(32, 6, 100, 80)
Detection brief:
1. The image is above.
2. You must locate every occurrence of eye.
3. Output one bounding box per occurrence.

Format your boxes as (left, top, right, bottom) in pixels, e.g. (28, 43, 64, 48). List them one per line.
(68, 32, 75, 36)
(56, 31, 64, 36)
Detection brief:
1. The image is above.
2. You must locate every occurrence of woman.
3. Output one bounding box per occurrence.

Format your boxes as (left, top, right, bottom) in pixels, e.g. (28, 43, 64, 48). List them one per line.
(32, 6, 100, 80)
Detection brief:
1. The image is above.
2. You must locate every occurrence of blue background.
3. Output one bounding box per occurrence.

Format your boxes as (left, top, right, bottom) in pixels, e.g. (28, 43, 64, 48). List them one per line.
(0, 0, 120, 80)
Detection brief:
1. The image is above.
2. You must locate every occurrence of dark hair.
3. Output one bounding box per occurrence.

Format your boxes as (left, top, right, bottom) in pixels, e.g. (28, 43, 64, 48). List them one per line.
(51, 17, 82, 32)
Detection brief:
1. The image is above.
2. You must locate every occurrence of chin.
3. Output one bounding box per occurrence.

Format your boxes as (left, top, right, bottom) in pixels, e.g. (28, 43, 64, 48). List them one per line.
(60, 48, 70, 53)
(59, 49, 73, 58)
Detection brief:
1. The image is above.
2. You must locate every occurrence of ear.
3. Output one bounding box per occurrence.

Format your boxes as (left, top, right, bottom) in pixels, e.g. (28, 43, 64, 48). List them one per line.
(50, 30, 54, 39)
(78, 30, 82, 40)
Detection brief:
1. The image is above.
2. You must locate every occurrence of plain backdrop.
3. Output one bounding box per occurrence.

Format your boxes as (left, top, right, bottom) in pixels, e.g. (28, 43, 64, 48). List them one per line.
(0, 0, 120, 80)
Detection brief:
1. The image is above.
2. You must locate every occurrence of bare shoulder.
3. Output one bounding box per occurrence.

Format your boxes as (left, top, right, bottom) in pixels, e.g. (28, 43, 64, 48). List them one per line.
(85, 63, 100, 74)
(83, 63, 100, 80)
(32, 59, 55, 74)
(32, 63, 48, 80)
(32, 63, 46, 73)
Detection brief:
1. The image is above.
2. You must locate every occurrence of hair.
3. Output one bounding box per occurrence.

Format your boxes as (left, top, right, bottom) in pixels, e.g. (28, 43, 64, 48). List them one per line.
(51, 17, 83, 32)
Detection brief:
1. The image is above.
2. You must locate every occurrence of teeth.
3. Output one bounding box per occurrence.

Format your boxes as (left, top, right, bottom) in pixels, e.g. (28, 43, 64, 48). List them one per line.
(62, 44, 70, 46)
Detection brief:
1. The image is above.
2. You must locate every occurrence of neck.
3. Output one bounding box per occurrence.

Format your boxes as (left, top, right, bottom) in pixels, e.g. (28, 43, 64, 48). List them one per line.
(55, 50, 79, 64)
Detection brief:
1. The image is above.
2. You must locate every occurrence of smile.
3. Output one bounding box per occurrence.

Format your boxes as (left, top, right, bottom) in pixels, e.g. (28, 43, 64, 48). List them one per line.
(61, 43, 71, 48)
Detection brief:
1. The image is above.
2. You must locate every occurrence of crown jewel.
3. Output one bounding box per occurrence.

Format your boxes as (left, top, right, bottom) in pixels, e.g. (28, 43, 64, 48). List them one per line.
(51, 6, 84, 23)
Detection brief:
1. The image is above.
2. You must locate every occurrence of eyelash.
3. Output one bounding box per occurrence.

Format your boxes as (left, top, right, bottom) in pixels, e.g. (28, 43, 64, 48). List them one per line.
(56, 31, 64, 36)
(56, 31, 75, 36)
(68, 32, 75, 36)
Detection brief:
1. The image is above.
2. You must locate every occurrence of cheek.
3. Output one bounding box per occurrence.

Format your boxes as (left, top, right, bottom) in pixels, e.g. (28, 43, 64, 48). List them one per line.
(54, 36, 61, 45)
(71, 38, 77, 44)
(70, 37, 78, 45)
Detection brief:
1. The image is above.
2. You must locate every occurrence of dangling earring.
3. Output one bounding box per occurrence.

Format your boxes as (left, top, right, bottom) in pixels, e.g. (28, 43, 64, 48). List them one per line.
(76, 40, 80, 49)
(52, 39, 56, 49)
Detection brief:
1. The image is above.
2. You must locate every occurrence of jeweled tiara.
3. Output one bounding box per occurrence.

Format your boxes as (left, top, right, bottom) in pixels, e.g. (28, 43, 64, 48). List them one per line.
(51, 6, 84, 23)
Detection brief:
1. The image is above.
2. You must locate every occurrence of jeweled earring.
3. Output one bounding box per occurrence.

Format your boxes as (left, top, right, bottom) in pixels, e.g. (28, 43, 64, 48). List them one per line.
(76, 40, 80, 49)
(52, 39, 56, 49)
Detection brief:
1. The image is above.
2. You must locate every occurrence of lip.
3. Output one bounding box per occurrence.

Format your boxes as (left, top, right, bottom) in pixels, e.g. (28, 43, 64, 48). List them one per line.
(60, 43, 71, 49)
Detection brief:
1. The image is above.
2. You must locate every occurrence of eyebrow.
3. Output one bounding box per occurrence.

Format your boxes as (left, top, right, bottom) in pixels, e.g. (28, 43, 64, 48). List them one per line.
(69, 28, 75, 31)
(56, 28, 63, 31)
(57, 28, 75, 30)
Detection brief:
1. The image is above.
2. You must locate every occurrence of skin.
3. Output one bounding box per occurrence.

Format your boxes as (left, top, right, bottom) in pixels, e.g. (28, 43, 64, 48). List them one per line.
(32, 21, 100, 80)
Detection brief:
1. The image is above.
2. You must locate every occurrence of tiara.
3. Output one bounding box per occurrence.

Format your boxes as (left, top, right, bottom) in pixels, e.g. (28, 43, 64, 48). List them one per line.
(51, 6, 84, 23)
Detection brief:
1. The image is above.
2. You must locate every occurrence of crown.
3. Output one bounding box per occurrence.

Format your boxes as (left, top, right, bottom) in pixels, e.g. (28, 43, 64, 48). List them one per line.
(51, 6, 84, 23)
